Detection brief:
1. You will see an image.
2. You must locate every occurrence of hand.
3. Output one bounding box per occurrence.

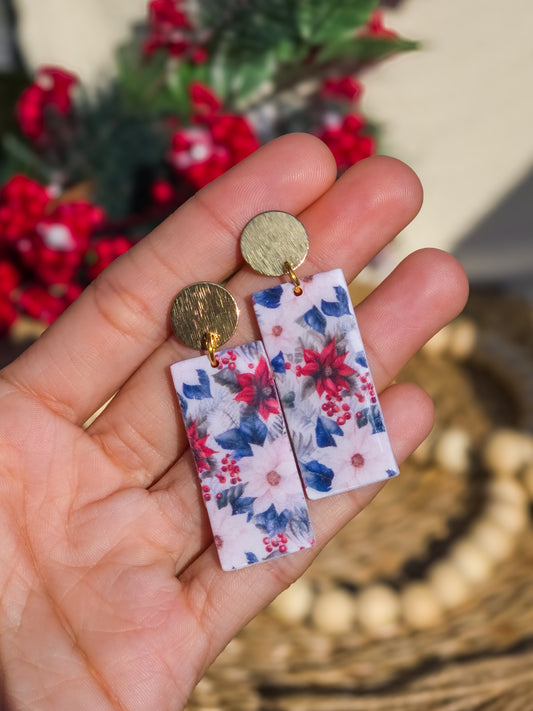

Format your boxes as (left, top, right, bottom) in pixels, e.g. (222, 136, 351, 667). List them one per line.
(0, 134, 468, 710)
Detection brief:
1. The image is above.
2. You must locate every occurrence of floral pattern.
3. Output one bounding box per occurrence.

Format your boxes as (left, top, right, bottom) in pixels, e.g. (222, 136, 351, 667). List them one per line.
(253, 269, 399, 500)
(171, 341, 314, 571)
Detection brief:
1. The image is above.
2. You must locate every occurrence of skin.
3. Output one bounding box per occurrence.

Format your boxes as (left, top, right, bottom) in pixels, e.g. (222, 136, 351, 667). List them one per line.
(0, 134, 468, 710)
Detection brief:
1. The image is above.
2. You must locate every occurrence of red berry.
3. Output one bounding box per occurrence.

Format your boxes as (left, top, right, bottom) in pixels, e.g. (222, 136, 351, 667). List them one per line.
(279, 545, 287, 553)
(228, 362, 236, 370)
(337, 416, 346, 426)
(284, 362, 291, 370)
(342, 403, 350, 411)
(345, 413, 351, 420)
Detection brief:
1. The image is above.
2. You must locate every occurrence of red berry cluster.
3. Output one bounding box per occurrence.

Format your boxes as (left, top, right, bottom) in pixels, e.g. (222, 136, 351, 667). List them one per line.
(16, 66, 78, 143)
(363, 10, 398, 39)
(143, 0, 207, 63)
(359, 372, 377, 404)
(0, 174, 132, 331)
(321, 391, 353, 427)
(218, 453, 241, 486)
(216, 349, 237, 371)
(263, 533, 288, 555)
(318, 114, 375, 172)
(322, 76, 363, 102)
(169, 83, 260, 190)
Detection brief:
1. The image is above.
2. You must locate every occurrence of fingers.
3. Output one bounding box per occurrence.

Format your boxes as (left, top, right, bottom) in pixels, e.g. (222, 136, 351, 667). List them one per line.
(1, 134, 337, 425)
(179, 382, 434, 667)
(88, 155, 425, 488)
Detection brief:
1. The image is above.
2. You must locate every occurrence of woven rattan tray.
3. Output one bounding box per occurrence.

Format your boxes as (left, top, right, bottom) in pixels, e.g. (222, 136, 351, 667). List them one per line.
(187, 288, 533, 711)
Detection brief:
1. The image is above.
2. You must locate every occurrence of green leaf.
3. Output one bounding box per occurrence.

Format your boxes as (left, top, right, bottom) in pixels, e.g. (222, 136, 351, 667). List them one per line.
(316, 34, 419, 64)
(1, 134, 51, 182)
(296, 0, 378, 44)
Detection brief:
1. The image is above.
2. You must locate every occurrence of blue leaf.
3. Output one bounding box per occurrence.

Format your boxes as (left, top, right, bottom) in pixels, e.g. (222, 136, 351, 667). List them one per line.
(387, 469, 398, 478)
(315, 416, 343, 447)
(183, 369, 212, 400)
(287, 506, 313, 541)
(271, 350, 286, 374)
(240, 414, 268, 446)
(302, 460, 334, 493)
(245, 552, 259, 565)
(370, 405, 385, 434)
(321, 285, 351, 317)
(354, 350, 368, 367)
(214, 428, 252, 459)
(253, 286, 283, 309)
(355, 405, 385, 434)
(254, 504, 290, 537)
(216, 483, 245, 510)
(303, 305, 326, 335)
(232, 495, 256, 521)
(177, 393, 188, 417)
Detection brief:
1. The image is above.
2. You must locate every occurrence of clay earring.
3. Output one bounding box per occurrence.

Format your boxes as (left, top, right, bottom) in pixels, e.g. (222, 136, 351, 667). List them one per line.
(240, 211, 399, 500)
(169, 281, 315, 571)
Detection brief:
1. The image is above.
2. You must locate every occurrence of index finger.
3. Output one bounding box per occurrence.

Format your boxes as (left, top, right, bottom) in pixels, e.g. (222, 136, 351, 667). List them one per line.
(1, 134, 337, 424)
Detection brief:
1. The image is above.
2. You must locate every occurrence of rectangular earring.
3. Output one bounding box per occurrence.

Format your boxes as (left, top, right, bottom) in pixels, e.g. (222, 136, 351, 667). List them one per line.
(169, 281, 314, 571)
(241, 211, 399, 500)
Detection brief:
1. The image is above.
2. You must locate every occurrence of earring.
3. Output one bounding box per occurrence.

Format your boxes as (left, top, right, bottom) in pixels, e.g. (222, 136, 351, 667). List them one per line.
(169, 281, 315, 571)
(241, 211, 399, 500)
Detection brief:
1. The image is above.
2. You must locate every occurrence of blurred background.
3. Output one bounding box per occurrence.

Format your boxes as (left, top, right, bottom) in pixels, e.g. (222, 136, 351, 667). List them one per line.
(1, 1, 533, 709)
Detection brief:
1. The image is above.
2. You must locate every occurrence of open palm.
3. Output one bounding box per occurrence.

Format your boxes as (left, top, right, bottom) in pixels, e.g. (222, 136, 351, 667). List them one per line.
(0, 135, 468, 710)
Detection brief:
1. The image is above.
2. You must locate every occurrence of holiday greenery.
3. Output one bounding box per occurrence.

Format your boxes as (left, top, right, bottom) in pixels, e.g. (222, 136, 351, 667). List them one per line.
(0, 0, 416, 333)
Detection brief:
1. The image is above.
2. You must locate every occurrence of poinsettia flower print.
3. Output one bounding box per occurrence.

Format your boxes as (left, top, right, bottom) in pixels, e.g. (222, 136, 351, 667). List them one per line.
(301, 337, 356, 398)
(187, 420, 216, 473)
(322, 419, 397, 491)
(234, 356, 280, 420)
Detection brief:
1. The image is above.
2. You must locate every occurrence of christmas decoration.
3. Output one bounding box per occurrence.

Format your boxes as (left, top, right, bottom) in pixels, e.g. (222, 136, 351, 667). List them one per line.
(0, 0, 416, 334)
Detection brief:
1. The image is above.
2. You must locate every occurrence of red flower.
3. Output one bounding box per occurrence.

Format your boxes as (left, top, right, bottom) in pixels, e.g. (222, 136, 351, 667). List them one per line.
(18, 285, 67, 324)
(16, 66, 78, 142)
(169, 100, 260, 189)
(143, 0, 206, 61)
(234, 357, 280, 421)
(322, 76, 363, 103)
(318, 114, 375, 172)
(86, 236, 133, 280)
(0, 175, 51, 243)
(301, 338, 356, 398)
(190, 82, 222, 118)
(150, 179, 175, 205)
(187, 420, 217, 473)
(0, 261, 20, 295)
(363, 11, 398, 39)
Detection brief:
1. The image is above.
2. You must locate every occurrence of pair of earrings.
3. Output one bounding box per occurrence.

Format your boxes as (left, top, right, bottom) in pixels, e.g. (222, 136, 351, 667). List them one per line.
(170, 211, 398, 571)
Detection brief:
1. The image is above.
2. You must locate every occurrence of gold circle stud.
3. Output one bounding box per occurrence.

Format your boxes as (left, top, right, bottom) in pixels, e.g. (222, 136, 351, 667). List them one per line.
(170, 282, 239, 356)
(240, 211, 309, 277)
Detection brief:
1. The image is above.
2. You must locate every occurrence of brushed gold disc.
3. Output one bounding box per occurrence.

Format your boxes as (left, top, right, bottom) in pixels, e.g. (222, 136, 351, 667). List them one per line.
(240, 211, 309, 276)
(170, 282, 239, 351)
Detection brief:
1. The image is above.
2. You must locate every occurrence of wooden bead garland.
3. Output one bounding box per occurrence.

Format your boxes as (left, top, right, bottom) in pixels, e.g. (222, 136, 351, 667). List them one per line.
(269, 318, 533, 637)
